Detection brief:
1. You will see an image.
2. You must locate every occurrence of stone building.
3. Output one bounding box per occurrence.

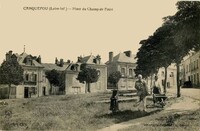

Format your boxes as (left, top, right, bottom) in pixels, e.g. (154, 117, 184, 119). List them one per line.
(65, 55, 107, 94)
(181, 51, 200, 87)
(0, 50, 49, 98)
(42, 58, 70, 95)
(106, 51, 137, 91)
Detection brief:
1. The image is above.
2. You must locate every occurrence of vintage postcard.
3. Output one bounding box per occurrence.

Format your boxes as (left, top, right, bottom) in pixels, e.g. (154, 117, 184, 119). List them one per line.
(0, 0, 199, 130)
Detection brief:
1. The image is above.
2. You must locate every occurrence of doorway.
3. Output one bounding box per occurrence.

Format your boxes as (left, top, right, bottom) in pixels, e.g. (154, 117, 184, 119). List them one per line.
(43, 87, 46, 96)
(24, 87, 29, 98)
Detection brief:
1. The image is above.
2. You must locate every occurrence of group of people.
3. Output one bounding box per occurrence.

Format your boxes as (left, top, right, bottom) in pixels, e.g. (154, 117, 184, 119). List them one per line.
(110, 74, 163, 113)
(135, 74, 163, 111)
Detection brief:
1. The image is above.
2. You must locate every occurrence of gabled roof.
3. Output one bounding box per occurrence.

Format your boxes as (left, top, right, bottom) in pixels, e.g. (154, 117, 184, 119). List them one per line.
(106, 53, 136, 64)
(42, 63, 69, 71)
(66, 62, 82, 71)
(16, 52, 43, 67)
(79, 55, 105, 65)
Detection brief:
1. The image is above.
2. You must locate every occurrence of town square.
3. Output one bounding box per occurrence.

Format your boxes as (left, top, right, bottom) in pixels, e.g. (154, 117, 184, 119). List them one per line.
(0, 1, 200, 131)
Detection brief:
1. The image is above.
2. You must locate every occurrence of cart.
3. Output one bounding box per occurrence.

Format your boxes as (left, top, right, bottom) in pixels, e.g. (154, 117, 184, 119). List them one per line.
(153, 94, 167, 108)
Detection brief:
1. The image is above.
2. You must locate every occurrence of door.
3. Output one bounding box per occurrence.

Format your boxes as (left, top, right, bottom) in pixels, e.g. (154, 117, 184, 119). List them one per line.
(43, 87, 46, 96)
(24, 87, 29, 98)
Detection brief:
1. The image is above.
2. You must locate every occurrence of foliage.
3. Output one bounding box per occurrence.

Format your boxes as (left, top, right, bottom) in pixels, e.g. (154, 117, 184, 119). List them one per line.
(0, 58, 24, 98)
(173, 1, 200, 51)
(135, 1, 200, 97)
(45, 69, 65, 93)
(77, 66, 100, 93)
(45, 69, 60, 86)
(108, 71, 121, 87)
(77, 67, 99, 84)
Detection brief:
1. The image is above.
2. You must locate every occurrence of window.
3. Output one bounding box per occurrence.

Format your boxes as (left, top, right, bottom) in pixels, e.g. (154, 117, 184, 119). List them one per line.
(129, 68, 133, 77)
(170, 72, 174, 77)
(197, 59, 199, 69)
(25, 74, 29, 81)
(32, 74, 37, 82)
(121, 68, 126, 76)
(31, 87, 37, 95)
(72, 86, 81, 94)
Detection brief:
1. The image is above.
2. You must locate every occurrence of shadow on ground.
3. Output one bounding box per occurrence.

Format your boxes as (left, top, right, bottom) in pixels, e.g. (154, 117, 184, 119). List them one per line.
(96, 109, 162, 123)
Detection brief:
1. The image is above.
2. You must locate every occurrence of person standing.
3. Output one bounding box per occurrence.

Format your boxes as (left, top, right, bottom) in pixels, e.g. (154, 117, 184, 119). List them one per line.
(135, 74, 148, 112)
(152, 75, 166, 105)
(110, 89, 119, 113)
(151, 75, 162, 94)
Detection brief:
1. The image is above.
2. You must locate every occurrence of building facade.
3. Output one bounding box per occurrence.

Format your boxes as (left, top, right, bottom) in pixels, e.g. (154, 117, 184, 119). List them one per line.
(106, 51, 137, 91)
(0, 51, 50, 98)
(145, 64, 177, 93)
(65, 55, 107, 94)
(42, 58, 70, 95)
(181, 51, 200, 87)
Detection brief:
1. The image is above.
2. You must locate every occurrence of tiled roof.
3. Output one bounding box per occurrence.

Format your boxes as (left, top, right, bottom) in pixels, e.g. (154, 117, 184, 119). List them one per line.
(106, 53, 136, 64)
(42, 63, 69, 71)
(80, 55, 105, 65)
(16, 52, 43, 67)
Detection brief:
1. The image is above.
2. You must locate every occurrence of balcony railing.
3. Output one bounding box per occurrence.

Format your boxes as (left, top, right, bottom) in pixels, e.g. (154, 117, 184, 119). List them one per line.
(24, 81, 37, 85)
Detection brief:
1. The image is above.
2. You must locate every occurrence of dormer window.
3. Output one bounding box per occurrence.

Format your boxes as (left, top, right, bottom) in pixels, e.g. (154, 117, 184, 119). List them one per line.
(25, 56, 32, 65)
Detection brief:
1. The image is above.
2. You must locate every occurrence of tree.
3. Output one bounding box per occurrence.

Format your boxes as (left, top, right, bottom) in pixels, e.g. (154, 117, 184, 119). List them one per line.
(173, 1, 200, 51)
(152, 21, 175, 93)
(45, 69, 65, 94)
(0, 58, 24, 99)
(135, 37, 159, 79)
(161, 1, 200, 97)
(76, 67, 100, 93)
(108, 71, 121, 88)
(58, 72, 66, 93)
(135, 1, 200, 97)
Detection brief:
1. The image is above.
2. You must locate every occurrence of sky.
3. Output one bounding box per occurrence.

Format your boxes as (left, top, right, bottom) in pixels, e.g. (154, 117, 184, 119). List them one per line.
(0, 0, 178, 63)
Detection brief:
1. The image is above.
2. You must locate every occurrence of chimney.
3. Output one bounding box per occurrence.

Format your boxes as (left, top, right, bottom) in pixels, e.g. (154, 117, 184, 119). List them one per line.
(124, 50, 132, 57)
(55, 57, 59, 65)
(9, 50, 13, 58)
(109, 52, 113, 62)
(6, 53, 9, 61)
(37, 55, 41, 64)
(96, 55, 101, 64)
(60, 59, 64, 67)
(77, 56, 82, 63)
(67, 59, 71, 63)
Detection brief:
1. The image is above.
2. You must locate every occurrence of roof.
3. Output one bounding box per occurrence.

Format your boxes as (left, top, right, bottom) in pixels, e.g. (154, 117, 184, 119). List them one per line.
(79, 55, 105, 65)
(42, 63, 69, 71)
(106, 53, 136, 64)
(66, 62, 82, 71)
(16, 52, 43, 68)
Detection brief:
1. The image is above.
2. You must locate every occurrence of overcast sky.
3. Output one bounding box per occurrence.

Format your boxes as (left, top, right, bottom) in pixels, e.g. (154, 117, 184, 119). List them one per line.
(0, 0, 178, 63)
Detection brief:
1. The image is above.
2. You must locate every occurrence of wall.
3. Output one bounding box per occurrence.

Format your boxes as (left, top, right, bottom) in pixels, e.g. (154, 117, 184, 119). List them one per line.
(182, 51, 200, 87)
(65, 72, 85, 94)
(107, 62, 136, 91)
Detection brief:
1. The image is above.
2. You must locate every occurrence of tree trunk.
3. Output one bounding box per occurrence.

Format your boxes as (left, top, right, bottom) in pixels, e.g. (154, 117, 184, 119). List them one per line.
(88, 83, 91, 93)
(150, 73, 153, 88)
(176, 63, 181, 97)
(8, 83, 11, 99)
(164, 66, 168, 94)
(85, 83, 89, 93)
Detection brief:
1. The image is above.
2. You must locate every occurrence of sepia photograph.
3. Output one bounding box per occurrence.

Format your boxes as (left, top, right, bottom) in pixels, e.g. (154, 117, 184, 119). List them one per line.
(0, 0, 200, 130)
